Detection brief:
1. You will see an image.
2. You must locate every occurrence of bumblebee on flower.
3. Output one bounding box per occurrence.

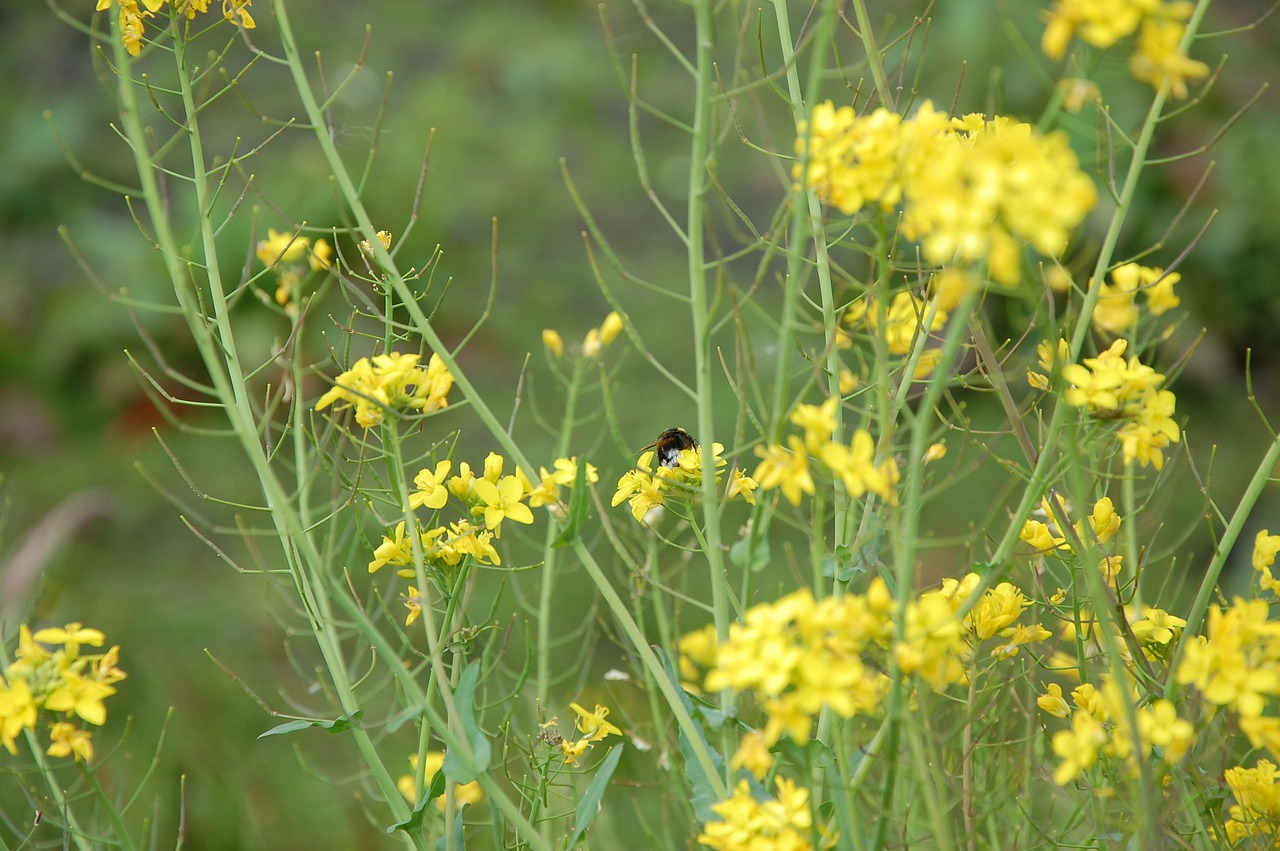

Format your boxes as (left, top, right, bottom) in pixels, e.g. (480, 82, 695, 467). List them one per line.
(612, 429, 757, 523)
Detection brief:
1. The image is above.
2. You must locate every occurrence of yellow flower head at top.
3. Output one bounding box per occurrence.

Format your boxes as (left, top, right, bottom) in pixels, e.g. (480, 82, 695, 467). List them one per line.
(315, 351, 454, 429)
(1, 624, 125, 760)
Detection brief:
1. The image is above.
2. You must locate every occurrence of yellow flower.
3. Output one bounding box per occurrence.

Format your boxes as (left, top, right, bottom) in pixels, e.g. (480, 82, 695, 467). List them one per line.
(397, 752, 483, 809)
(33, 623, 105, 658)
(1037, 683, 1070, 718)
(314, 351, 453, 428)
(1052, 711, 1106, 784)
(222, 0, 255, 28)
(726, 468, 758, 504)
(257, 228, 311, 266)
(551, 456, 598, 487)
(790, 398, 838, 451)
(0, 677, 38, 755)
(359, 230, 394, 255)
(560, 736, 592, 765)
(409, 461, 452, 511)
(369, 522, 414, 574)
(598, 311, 624, 346)
(569, 703, 623, 740)
(699, 778, 813, 851)
(542, 329, 564, 358)
(729, 731, 774, 780)
(47, 722, 94, 762)
(819, 429, 891, 501)
(753, 437, 815, 506)
(1129, 18, 1209, 99)
(43, 672, 116, 726)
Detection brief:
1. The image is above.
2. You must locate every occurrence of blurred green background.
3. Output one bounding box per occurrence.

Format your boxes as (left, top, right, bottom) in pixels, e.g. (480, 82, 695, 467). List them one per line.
(2, 0, 1279, 847)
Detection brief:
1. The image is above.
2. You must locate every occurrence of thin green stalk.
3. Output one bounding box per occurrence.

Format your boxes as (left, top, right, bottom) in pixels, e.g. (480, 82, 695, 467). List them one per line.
(269, 0, 535, 482)
(873, 288, 980, 851)
(538, 355, 588, 708)
(571, 540, 727, 801)
(850, 0, 894, 108)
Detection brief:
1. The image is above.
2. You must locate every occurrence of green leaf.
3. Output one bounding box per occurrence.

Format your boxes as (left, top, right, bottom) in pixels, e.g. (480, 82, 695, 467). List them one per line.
(566, 744, 624, 848)
(387, 769, 447, 835)
(257, 710, 362, 739)
(435, 802, 469, 850)
(551, 458, 589, 548)
(442, 663, 491, 782)
(658, 649, 724, 822)
(729, 536, 770, 572)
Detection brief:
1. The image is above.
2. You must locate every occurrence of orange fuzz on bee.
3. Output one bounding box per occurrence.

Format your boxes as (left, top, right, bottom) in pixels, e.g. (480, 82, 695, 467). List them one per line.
(642, 427, 698, 469)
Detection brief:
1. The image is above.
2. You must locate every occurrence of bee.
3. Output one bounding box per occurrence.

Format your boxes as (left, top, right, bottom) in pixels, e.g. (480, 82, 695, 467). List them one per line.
(642, 427, 699, 469)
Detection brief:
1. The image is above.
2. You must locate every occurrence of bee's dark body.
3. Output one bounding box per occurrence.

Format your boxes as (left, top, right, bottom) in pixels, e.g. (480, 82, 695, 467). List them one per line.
(648, 427, 698, 469)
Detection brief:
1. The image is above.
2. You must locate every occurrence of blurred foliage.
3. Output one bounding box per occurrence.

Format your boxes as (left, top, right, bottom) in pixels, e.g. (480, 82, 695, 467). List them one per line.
(1, 0, 1278, 847)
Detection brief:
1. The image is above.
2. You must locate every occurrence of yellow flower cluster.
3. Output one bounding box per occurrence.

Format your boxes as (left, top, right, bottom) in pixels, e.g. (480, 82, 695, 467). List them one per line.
(373, 453, 594, 624)
(256, 228, 333, 308)
(1042, 0, 1209, 98)
(552, 702, 623, 765)
(1177, 597, 1280, 753)
(1039, 677, 1193, 784)
(0, 624, 126, 762)
(1223, 759, 1280, 845)
(1061, 339, 1181, 469)
(396, 751, 484, 810)
(798, 101, 1097, 285)
(683, 572, 1047, 754)
(95, 0, 255, 58)
(315, 351, 454, 429)
(1020, 495, 1122, 555)
(1091, 263, 1181, 334)
(698, 777, 814, 851)
(682, 585, 893, 747)
(752, 398, 898, 507)
(1252, 530, 1280, 596)
(926, 573, 1053, 663)
(612, 441, 755, 523)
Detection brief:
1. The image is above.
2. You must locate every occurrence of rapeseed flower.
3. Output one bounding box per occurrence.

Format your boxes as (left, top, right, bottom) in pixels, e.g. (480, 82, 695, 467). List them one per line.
(315, 351, 454, 429)
(0, 624, 125, 761)
(396, 752, 484, 810)
(698, 777, 814, 851)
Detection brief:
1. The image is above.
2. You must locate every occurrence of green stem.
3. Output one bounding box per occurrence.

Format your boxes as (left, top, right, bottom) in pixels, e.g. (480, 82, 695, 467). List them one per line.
(571, 540, 727, 800)
(538, 356, 588, 708)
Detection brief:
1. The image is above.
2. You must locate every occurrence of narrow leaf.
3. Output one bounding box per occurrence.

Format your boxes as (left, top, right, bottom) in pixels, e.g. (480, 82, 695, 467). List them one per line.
(566, 744, 624, 848)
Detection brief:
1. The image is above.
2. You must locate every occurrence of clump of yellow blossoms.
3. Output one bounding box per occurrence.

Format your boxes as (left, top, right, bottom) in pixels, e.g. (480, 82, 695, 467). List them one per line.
(315, 351, 454, 429)
(612, 440, 756, 523)
(256, 228, 333, 308)
(372, 452, 594, 625)
(0, 624, 126, 761)
(397, 751, 484, 810)
(1091, 263, 1181, 334)
(1223, 759, 1280, 845)
(698, 777, 814, 851)
(1061, 339, 1181, 469)
(1177, 596, 1280, 753)
(1041, 676, 1194, 785)
(548, 702, 623, 766)
(1042, 0, 1209, 98)
(798, 101, 1096, 285)
(683, 584, 893, 748)
(751, 398, 898, 508)
(683, 572, 1049, 758)
(1020, 495, 1122, 554)
(95, 0, 255, 58)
